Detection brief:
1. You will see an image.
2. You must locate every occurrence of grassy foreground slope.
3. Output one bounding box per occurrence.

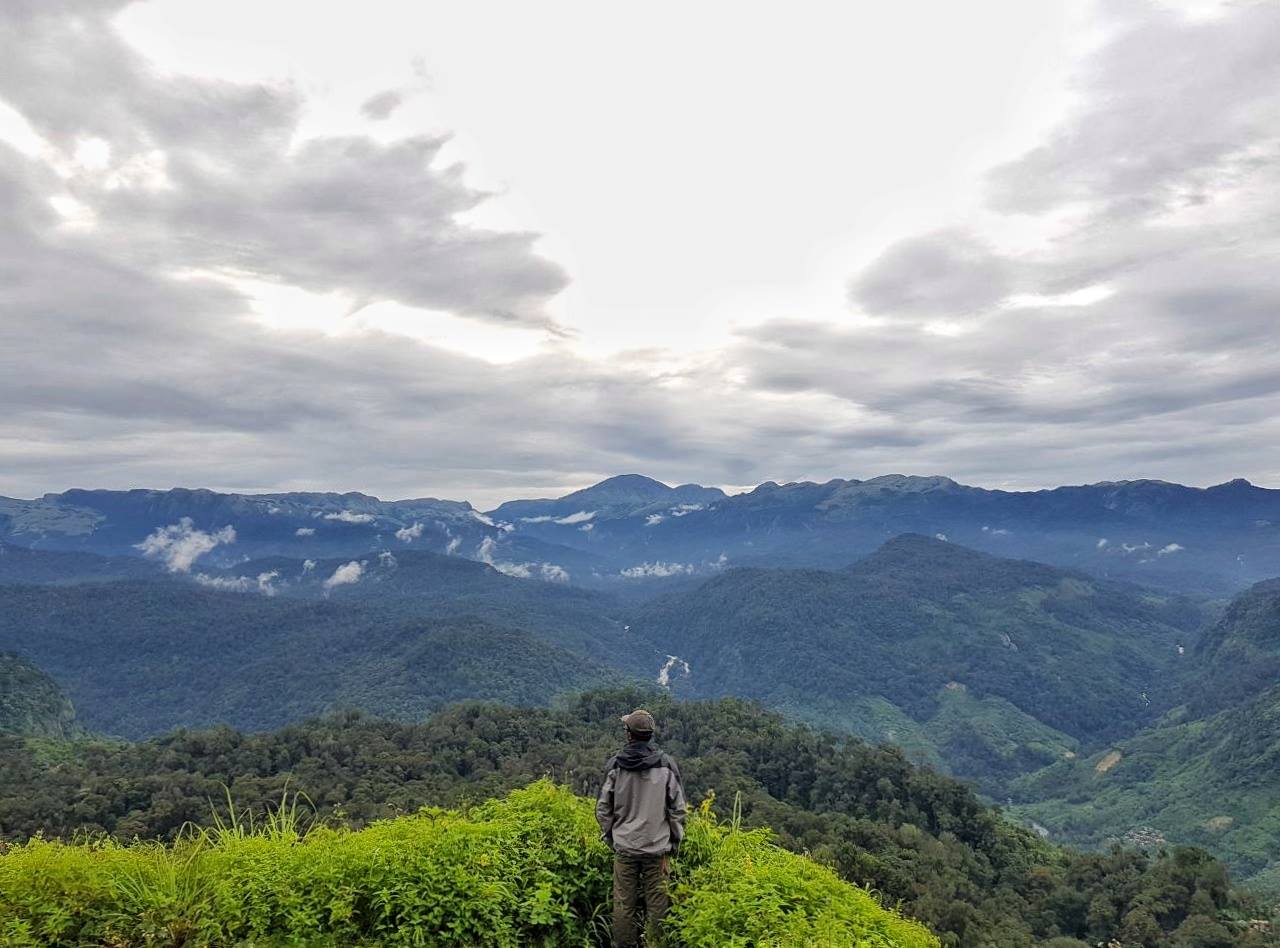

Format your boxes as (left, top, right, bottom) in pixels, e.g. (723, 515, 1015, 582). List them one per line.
(0, 781, 936, 948)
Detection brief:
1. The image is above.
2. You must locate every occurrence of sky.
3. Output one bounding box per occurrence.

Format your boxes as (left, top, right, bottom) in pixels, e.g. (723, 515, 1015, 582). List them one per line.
(1, 0, 1278, 508)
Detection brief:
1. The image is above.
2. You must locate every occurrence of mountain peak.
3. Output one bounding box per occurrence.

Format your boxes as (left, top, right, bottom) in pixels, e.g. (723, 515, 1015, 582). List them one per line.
(849, 532, 1072, 592)
(1208, 477, 1255, 491)
(559, 474, 725, 508)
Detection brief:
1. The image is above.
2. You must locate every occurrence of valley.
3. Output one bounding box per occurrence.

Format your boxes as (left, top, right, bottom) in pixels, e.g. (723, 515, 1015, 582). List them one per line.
(2, 472, 1279, 942)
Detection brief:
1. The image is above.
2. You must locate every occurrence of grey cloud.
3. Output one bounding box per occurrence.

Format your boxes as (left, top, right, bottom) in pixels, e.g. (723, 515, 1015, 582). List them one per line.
(361, 89, 404, 120)
(738, 0, 1280, 489)
(0, 0, 567, 328)
(988, 2, 1280, 221)
(849, 229, 1018, 319)
(3, 0, 1280, 508)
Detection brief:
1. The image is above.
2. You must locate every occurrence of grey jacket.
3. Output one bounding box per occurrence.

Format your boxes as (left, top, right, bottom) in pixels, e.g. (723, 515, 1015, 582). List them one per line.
(595, 741, 687, 857)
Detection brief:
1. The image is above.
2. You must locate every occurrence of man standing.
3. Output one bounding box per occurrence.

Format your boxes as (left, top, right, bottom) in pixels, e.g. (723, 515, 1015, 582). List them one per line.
(596, 708, 687, 948)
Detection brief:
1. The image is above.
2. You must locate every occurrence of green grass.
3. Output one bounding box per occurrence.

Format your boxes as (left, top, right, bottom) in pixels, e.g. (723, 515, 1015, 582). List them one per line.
(0, 780, 937, 948)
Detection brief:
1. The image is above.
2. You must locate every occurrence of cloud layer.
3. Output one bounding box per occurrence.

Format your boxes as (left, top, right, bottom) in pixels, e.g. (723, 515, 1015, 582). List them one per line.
(1, 1, 1278, 504)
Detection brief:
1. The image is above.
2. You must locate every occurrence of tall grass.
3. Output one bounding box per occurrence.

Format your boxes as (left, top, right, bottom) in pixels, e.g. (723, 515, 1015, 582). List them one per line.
(0, 781, 938, 947)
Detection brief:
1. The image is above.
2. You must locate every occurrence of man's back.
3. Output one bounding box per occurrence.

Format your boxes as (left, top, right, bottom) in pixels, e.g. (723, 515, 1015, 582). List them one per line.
(597, 741, 685, 856)
(596, 709, 687, 948)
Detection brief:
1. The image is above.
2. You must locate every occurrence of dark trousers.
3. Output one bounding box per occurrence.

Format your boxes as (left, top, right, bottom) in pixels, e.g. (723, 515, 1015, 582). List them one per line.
(612, 853, 669, 947)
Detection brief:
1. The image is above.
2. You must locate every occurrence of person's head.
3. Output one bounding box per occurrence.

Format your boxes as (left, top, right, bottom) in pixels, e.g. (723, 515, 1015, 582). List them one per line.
(620, 708, 656, 743)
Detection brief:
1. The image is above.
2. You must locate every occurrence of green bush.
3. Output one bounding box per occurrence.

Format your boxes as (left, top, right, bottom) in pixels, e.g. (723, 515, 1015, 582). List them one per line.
(0, 781, 936, 947)
(669, 796, 937, 948)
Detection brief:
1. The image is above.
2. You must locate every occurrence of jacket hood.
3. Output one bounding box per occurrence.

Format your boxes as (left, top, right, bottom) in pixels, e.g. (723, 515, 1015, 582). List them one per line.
(615, 740, 665, 771)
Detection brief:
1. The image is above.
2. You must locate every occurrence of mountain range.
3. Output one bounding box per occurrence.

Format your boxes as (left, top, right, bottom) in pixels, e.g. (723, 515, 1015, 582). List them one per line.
(5, 472, 1280, 593)
(2, 472, 1279, 891)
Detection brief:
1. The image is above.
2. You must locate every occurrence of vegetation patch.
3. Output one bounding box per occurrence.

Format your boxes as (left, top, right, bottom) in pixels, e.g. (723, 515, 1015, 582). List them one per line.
(0, 781, 936, 948)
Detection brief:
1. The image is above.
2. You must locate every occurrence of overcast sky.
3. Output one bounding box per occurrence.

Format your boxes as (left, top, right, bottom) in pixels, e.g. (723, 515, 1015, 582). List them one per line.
(2, 0, 1277, 507)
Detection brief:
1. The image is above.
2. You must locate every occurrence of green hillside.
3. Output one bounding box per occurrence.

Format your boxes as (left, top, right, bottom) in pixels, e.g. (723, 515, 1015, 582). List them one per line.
(0, 652, 80, 739)
(1192, 579, 1280, 715)
(0, 780, 937, 948)
(0, 578, 642, 737)
(1011, 682, 1280, 894)
(2, 690, 1271, 946)
(1006, 578, 1280, 893)
(633, 535, 1208, 787)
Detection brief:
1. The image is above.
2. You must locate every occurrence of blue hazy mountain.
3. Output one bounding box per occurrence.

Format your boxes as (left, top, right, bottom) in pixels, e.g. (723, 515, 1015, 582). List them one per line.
(3, 474, 1280, 592)
(487, 474, 1280, 594)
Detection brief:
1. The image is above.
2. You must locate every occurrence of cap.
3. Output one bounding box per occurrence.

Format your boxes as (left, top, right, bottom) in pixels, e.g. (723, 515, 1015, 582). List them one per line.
(620, 708, 656, 734)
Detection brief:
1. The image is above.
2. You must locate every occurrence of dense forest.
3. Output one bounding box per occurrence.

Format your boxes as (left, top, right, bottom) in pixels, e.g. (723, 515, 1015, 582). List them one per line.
(0, 652, 81, 740)
(632, 534, 1212, 779)
(0, 572, 641, 737)
(2, 689, 1273, 947)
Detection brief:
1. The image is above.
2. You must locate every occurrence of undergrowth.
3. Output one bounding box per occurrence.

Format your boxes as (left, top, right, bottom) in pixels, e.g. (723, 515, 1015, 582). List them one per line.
(0, 780, 937, 947)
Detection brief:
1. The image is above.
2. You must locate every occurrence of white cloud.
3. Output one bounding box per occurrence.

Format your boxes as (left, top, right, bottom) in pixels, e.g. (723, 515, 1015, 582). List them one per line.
(475, 536, 568, 582)
(135, 518, 235, 572)
(323, 510, 375, 524)
(620, 561, 695, 579)
(669, 504, 703, 517)
(1097, 538, 1109, 549)
(445, 536, 462, 555)
(378, 550, 397, 568)
(516, 512, 588, 526)
(645, 514, 665, 527)
(295, 527, 316, 537)
(471, 510, 498, 527)
(935, 533, 948, 542)
(1157, 543, 1185, 556)
(981, 525, 1011, 536)
(302, 558, 317, 573)
(323, 560, 365, 590)
(539, 562, 570, 583)
(579, 522, 593, 532)
(395, 521, 424, 542)
(194, 569, 279, 596)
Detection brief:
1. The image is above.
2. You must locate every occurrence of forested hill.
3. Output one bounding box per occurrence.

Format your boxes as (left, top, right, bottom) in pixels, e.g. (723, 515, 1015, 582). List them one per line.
(0, 652, 81, 739)
(1, 689, 1273, 947)
(0, 578, 639, 738)
(1191, 578, 1280, 715)
(1010, 578, 1280, 896)
(632, 534, 1211, 785)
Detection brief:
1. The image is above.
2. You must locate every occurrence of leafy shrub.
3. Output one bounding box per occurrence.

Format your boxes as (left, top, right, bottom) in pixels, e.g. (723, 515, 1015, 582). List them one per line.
(0, 781, 936, 947)
(668, 796, 937, 948)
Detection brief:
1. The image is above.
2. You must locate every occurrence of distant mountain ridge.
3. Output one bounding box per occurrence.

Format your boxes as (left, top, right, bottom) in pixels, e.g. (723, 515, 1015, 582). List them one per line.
(3, 473, 1280, 592)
